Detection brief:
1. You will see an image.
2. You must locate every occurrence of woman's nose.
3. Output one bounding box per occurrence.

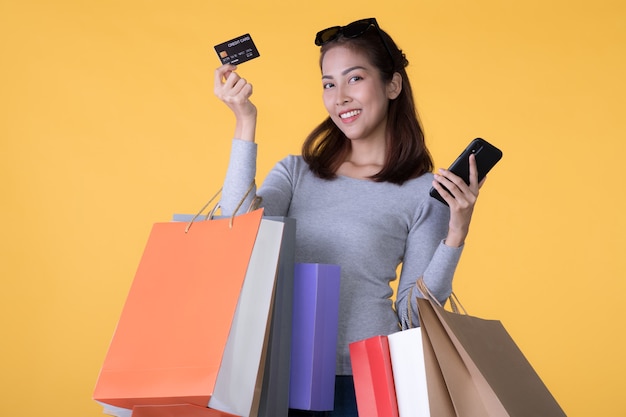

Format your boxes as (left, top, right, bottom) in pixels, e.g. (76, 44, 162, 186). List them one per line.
(336, 88, 351, 106)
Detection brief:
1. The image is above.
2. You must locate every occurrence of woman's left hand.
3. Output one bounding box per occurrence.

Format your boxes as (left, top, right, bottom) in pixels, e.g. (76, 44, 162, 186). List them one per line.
(431, 153, 485, 247)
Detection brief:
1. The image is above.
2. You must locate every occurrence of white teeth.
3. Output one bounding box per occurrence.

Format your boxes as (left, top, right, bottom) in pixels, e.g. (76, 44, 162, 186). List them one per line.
(340, 110, 360, 119)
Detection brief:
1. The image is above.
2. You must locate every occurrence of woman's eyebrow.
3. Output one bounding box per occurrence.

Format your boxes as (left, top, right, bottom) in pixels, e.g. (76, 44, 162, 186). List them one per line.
(322, 66, 367, 80)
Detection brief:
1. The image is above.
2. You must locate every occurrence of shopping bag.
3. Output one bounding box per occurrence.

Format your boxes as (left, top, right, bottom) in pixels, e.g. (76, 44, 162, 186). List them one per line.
(349, 335, 399, 417)
(132, 404, 238, 417)
(289, 263, 341, 411)
(171, 215, 297, 417)
(388, 284, 456, 417)
(93, 209, 265, 410)
(130, 216, 286, 417)
(415, 279, 567, 416)
(99, 402, 132, 417)
(208, 217, 285, 417)
(417, 320, 457, 417)
(387, 328, 431, 417)
(256, 218, 296, 417)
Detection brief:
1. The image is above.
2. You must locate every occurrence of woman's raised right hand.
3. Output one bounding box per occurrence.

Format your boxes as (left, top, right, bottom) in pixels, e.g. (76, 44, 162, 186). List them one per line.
(214, 64, 257, 141)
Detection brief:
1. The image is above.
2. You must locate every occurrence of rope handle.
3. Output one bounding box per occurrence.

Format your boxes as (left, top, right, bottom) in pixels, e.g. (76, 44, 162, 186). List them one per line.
(406, 277, 468, 328)
(184, 180, 260, 233)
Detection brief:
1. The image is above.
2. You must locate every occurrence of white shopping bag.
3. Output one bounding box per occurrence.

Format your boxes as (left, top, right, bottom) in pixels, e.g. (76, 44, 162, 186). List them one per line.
(388, 328, 430, 417)
(208, 219, 284, 417)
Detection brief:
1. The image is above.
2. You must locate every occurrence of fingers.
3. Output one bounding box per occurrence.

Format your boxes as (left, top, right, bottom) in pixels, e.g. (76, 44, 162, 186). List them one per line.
(225, 75, 252, 98)
(214, 64, 253, 104)
(468, 153, 478, 189)
(433, 154, 480, 207)
(214, 64, 235, 89)
(434, 154, 487, 246)
(433, 171, 473, 203)
(215, 64, 237, 81)
(432, 175, 462, 208)
(213, 64, 257, 123)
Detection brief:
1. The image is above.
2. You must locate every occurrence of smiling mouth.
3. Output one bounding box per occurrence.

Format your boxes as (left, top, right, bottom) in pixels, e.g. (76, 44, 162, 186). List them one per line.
(339, 110, 361, 119)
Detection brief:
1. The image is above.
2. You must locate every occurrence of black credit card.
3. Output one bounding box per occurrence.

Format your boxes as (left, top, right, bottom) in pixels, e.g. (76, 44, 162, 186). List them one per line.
(214, 33, 260, 65)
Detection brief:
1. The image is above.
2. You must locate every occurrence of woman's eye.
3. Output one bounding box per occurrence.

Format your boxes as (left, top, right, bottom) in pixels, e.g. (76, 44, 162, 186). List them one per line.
(323, 82, 334, 89)
(349, 76, 363, 83)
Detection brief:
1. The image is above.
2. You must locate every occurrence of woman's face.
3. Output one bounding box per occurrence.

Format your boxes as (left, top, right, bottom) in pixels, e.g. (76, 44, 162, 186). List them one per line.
(321, 45, 396, 143)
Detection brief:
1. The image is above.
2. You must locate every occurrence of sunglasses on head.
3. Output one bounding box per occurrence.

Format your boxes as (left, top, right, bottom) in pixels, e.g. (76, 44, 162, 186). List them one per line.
(314, 17, 395, 62)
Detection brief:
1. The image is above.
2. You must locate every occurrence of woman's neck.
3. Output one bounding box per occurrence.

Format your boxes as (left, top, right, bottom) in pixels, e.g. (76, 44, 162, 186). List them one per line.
(336, 138, 386, 179)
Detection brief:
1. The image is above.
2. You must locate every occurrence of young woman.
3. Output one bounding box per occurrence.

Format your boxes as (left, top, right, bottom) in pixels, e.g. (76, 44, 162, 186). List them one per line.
(214, 18, 483, 416)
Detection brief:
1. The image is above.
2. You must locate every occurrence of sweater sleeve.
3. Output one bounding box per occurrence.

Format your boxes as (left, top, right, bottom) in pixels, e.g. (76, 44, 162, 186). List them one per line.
(220, 139, 258, 215)
(221, 139, 294, 217)
(395, 198, 464, 329)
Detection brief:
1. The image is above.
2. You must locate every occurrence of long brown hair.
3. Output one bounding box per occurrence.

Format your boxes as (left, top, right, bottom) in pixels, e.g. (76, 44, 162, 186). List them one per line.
(302, 24, 433, 185)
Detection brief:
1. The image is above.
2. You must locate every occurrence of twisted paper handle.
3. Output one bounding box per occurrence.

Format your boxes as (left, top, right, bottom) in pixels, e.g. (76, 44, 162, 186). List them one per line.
(406, 277, 468, 328)
(184, 179, 261, 233)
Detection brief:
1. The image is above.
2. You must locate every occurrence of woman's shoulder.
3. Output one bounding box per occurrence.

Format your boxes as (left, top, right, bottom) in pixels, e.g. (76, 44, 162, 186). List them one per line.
(402, 172, 436, 192)
(397, 172, 448, 216)
(280, 154, 305, 164)
(275, 154, 310, 173)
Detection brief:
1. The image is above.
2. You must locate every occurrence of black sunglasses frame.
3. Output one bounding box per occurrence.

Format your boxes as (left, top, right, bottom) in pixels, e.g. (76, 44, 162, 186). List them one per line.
(314, 18, 395, 63)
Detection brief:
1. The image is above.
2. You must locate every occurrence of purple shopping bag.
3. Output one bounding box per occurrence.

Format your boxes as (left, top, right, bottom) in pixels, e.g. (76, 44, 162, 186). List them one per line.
(289, 263, 341, 411)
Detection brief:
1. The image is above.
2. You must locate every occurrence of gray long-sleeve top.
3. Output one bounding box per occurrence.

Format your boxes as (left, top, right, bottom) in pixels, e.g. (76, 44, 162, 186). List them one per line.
(221, 139, 463, 375)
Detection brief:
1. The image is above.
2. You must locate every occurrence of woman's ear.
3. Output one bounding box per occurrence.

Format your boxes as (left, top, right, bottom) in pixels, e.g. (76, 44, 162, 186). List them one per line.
(387, 72, 403, 100)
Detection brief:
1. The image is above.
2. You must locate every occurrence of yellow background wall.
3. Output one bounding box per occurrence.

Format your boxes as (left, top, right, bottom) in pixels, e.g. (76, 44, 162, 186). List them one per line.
(1, 1, 624, 416)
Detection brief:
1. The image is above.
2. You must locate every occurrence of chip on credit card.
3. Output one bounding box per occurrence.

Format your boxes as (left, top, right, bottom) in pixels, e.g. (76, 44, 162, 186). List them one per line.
(214, 33, 260, 65)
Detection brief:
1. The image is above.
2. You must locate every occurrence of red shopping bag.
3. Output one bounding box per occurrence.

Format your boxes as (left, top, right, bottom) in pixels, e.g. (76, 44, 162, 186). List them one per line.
(349, 335, 399, 417)
(93, 209, 264, 410)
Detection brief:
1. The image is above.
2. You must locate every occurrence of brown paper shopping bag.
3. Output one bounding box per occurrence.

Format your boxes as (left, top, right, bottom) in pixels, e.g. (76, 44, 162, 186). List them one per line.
(415, 279, 567, 417)
(93, 209, 265, 411)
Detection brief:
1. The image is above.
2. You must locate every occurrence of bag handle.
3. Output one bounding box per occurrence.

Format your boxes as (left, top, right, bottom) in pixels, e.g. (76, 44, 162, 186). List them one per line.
(448, 291, 467, 316)
(406, 277, 468, 328)
(185, 180, 261, 233)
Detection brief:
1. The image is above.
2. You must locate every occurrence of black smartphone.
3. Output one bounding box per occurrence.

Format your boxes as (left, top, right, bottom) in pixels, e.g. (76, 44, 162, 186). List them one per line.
(429, 138, 503, 206)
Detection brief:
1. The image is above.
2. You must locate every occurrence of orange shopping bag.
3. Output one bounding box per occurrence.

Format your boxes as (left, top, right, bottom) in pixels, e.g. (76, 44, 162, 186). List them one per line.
(93, 209, 264, 411)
